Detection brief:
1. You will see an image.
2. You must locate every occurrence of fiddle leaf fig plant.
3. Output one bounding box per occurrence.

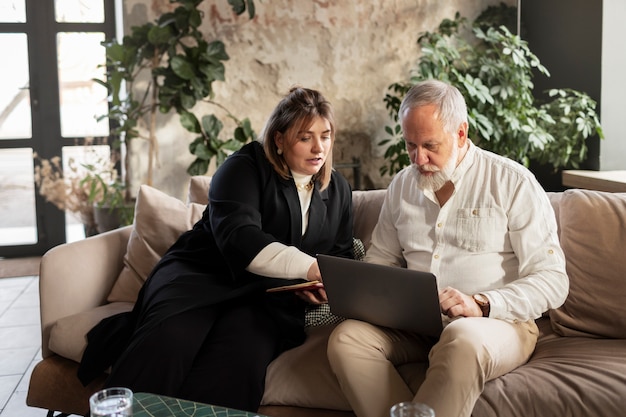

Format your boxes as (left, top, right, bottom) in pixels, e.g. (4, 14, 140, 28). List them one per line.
(379, 7, 603, 177)
(95, 0, 256, 200)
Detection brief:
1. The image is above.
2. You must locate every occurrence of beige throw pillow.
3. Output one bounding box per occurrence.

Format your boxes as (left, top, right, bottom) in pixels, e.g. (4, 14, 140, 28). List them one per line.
(262, 324, 351, 410)
(188, 175, 212, 204)
(550, 189, 626, 338)
(106, 185, 206, 303)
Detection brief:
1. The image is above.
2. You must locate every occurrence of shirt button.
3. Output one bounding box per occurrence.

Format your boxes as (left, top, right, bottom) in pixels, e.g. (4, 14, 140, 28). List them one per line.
(548, 249, 554, 254)
(437, 223, 443, 228)
(434, 254, 440, 259)
(472, 209, 478, 215)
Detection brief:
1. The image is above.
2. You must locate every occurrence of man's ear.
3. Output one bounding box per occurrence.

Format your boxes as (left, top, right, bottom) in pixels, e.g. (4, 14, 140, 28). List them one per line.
(457, 122, 469, 148)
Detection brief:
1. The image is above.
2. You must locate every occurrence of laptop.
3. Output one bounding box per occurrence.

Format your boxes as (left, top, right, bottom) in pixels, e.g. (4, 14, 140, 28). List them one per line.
(317, 254, 443, 338)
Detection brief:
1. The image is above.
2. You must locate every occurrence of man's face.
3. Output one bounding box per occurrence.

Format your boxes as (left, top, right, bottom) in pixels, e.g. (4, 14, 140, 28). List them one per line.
(401, 105, 462, 192)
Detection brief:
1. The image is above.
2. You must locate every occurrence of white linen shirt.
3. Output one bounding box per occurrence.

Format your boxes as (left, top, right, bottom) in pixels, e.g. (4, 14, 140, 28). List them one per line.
(366, 141, 569, 322)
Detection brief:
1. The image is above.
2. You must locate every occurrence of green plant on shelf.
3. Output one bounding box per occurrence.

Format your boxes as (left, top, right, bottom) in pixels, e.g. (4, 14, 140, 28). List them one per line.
(378, 7, 603, 177)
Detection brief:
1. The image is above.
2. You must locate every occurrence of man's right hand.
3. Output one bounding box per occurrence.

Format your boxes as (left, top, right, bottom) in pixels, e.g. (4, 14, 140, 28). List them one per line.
(439, 286, 483, 318)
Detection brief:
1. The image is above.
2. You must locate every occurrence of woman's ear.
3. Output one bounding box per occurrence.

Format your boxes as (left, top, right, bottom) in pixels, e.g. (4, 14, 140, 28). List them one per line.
(274, 132, 284, 153)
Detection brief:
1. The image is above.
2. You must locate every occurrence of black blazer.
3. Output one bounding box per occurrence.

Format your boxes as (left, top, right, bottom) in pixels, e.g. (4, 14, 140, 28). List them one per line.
(78, 141, 353, 384)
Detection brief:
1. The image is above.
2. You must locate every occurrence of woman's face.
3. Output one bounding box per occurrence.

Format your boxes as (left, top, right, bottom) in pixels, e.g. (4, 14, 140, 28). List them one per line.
(276, 116, 332, 176)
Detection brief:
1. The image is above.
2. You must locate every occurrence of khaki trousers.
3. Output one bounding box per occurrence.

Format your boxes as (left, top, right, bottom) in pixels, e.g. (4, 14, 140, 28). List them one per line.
(327, 317, 538, 417)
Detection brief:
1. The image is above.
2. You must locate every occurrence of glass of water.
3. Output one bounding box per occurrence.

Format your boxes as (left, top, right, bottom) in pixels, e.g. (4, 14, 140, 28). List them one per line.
(89, 387, 133, 417)
(390, 401, 435, 417)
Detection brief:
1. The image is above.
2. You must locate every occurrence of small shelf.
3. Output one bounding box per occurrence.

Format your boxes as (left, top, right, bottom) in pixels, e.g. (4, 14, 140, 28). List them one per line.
(562, 170, 626, 193)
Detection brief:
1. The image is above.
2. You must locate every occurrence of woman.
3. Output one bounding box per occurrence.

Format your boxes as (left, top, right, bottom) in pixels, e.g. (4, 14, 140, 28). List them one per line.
(78, 86, 354, 412)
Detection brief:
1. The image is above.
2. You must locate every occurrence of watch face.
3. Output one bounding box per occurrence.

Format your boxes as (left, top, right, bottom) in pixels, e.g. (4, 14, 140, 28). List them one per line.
(474, 294, 489, 307)
(473, 294, 490, 317)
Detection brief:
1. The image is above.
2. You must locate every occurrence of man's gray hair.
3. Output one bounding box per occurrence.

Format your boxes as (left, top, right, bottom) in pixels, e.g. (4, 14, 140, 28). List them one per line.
(399, 79, 468, 135)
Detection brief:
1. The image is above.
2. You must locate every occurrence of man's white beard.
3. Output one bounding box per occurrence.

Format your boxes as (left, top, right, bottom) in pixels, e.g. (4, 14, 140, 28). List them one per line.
(415, 145, 459, 192)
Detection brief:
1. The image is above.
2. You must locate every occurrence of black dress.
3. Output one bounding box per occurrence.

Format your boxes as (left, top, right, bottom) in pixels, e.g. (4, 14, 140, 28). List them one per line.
(78, 141, 354, 411)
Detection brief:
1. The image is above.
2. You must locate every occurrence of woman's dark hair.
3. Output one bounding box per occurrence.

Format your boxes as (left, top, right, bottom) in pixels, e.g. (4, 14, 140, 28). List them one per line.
(262, 86, 335, 190)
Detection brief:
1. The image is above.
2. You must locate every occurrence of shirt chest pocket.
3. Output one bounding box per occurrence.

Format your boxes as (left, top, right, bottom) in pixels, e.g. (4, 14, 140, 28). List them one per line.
(455, 207, 507, 252)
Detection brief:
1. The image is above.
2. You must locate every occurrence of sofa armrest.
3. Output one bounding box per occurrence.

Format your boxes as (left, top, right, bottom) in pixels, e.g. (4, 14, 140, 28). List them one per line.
(39, 226, 132, 358)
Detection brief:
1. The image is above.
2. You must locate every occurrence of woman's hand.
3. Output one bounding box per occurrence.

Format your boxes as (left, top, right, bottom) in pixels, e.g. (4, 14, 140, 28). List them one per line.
(307, 260, 322, 282)
(295, 260, 327, 304)
(295, 287, 328, 305)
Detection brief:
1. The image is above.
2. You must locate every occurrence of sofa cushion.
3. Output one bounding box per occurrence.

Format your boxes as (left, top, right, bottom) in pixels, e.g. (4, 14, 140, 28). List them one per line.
(48, 302, 134, 362)
(262, 324, 352, 410)
(474, 319, 626, 417)
(352, 189, 386, 250)
(546, 192, 563, 233)
(188, 175, 212, 205)
(107, 185, 206, 303)
(550, 190, 626, 338)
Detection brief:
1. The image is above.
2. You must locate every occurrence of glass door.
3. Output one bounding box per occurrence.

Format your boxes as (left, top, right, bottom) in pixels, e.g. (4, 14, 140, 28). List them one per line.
(0, 0, 116, 257)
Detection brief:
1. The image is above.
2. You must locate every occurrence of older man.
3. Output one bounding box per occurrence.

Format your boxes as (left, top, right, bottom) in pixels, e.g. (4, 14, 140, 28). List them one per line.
(327, 80, 568, 417)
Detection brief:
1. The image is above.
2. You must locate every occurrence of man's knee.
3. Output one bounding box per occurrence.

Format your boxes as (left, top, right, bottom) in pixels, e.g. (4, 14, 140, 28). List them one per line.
(327, 319, 381, 366)
(432, 319, 487, 365)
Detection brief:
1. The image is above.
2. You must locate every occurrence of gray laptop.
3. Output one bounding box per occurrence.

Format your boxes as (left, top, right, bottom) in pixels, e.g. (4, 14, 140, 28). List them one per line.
(317, 254, 443, 338)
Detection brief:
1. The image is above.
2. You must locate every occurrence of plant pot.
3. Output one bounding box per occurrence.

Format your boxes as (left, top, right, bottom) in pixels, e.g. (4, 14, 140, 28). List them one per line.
(83, 223, 99, 237)
(93, 204, 134, 234)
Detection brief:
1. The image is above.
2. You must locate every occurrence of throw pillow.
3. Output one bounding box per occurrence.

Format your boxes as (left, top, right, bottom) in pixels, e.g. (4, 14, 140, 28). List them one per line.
(262, 324, 352, 410)
(107, 185, 206, 303)
(187, 175, 212, 204)
(550, 189, 626, 338)
(304, 237, 365, 328)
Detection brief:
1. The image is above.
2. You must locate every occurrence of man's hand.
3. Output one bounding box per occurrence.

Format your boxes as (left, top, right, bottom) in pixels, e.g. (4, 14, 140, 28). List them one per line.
(439, 286, 483, 318)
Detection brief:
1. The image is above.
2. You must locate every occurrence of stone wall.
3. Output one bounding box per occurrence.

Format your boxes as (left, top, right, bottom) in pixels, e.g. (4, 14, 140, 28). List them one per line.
(123, 0, 516, 199)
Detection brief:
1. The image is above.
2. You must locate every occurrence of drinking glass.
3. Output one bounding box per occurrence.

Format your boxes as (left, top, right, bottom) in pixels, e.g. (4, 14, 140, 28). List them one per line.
(390, 401, 435, 417)
(89, 387, 133, 417)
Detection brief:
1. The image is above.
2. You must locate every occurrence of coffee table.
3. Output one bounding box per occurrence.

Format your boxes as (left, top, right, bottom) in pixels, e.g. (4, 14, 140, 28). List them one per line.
(133, 392, 270, 417)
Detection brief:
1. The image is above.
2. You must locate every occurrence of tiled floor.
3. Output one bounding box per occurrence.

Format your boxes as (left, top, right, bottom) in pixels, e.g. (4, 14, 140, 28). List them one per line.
(0, 275, 49, 416)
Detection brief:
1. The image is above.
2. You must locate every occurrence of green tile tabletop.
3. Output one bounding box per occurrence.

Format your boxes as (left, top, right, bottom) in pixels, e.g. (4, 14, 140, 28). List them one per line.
(133, 392, 269, 417)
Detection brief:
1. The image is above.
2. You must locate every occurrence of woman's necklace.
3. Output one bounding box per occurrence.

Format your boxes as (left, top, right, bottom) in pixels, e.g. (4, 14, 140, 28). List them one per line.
(295, 180, 314, 192)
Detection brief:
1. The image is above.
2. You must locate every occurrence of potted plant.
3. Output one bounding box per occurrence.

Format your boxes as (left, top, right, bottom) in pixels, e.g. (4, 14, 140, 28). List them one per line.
(378, 6, 603, 183)
(95, 0, 257, 201)
(33, 144, 129, 235)
(80, 154, 134, 233)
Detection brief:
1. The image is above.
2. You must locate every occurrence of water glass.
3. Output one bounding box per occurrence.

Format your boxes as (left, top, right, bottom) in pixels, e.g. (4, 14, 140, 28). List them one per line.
(89, 387, 133, 417)
(390, 401, 435, 417)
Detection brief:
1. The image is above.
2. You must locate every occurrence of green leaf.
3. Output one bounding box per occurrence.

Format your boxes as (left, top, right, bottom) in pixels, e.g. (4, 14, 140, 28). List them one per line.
(206, 40, 229, 62)
(189, 8, 202, 28)
(246, 0, 256, 19)
(233, 126, 247, 143)
(192, 141, 214, 159)
(200, 62, 226, 82)
(187, 158, 210, 176)
(180, 111, 201, 133)
(228, 0, 245, 15)
(201, 114, 223, 139)
(222, 139, 245, 151)
(180, 92, 197, 110)
(171, 56, 195, 80)
(147, 24, 172, 45)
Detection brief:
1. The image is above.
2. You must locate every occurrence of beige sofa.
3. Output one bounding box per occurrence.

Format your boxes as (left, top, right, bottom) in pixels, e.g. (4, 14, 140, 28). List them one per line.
(27, 176, 626, 417)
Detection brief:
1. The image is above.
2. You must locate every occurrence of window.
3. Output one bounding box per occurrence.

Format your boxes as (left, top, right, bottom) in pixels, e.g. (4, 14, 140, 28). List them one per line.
(0, 0, 117, 257)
